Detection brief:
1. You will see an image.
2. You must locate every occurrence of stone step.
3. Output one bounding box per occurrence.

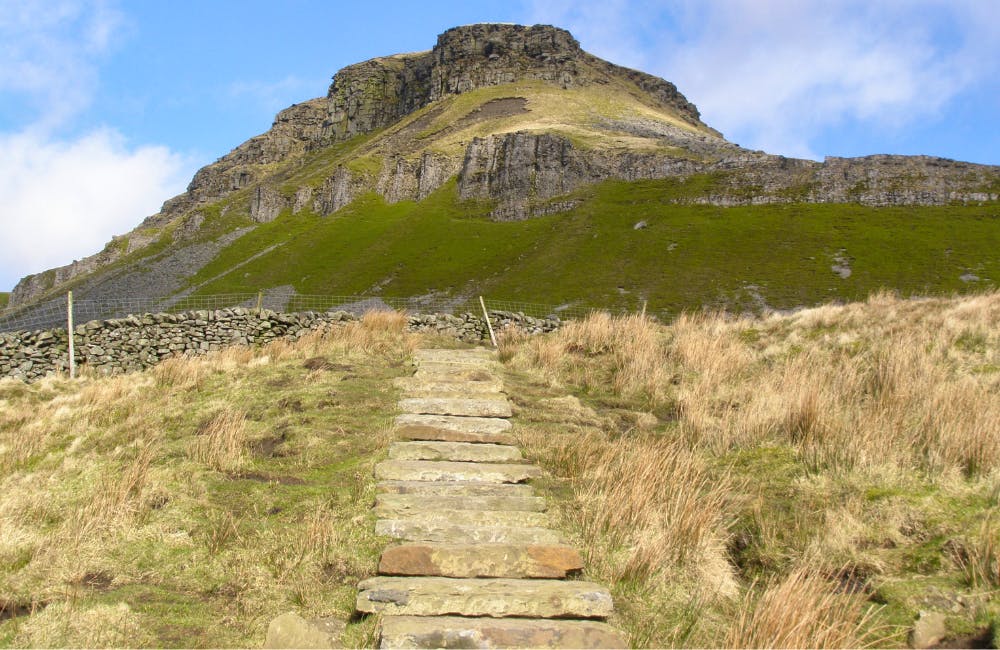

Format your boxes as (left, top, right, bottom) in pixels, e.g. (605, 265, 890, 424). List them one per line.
(375, 520, 563, 544)
(388, 441, 523, 463)
(398, 397, 512, 418)
(378, 616, 628, 649)
(356, 577, 614, 619)
(395, 414, 512, 434)
(377, 480, 535, 497)
(393, 376, 504, 394)
(375, 460, 541, 484)
(375, 494, 546, 515)
(378, 509, 550, 528)
(396, 424, 516, 446)
(379, 543, 583, 578)
(414, 349, 495, 362)
(413, 368, 497, 382)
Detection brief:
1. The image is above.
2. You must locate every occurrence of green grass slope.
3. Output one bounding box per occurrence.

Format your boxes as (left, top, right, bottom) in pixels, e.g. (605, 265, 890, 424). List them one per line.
(0, 293, 9, 311)
(0, 321, 417, 647)
(184, 176, 1000, 316)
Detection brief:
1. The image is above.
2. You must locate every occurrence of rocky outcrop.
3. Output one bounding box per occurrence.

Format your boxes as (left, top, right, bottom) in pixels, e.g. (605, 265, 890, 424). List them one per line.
(458, 131, 1000, 219)
(11, 23, 999, 307)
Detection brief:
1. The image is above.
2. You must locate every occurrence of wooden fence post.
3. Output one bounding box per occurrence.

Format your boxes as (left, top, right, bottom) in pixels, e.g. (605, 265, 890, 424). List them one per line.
(67, 291, 75, 379)
(479, 296, 497, 348)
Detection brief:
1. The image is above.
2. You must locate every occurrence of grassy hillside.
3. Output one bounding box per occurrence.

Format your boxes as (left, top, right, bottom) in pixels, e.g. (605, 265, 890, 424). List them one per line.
(2, 291, 998, 647)
(0, 314, 417, 647)
(503, 290, 1000, 647)
(0, 293, 9, 311)
(185, 177, 1000, 316)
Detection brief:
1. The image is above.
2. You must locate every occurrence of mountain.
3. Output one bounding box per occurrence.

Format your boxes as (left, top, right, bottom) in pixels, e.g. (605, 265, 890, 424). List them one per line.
(8, 24, 1000, 316)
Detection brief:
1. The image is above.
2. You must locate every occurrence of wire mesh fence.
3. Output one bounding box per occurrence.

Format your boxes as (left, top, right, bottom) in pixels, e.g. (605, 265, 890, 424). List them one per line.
(0, 290, 640, 334)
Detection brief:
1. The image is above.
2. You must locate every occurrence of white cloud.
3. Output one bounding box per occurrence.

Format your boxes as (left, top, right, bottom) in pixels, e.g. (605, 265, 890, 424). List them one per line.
(524, 0, 999, 159)
(0, 128, 190, 288)
(0, 0, 191, 291)
(227, 75, 327, 114)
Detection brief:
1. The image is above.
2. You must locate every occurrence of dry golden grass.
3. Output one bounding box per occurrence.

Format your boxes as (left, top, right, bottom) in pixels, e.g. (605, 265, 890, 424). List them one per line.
(724, 566, 877, 649)
(503, 290, 1000, 646)
(188, 408, 249, 472)
(0, 314, 420, 647)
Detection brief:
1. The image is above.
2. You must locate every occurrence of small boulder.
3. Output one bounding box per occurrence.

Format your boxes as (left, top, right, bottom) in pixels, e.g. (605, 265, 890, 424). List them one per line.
(909, 610, 947, 649)
(264, 612, 344, 649)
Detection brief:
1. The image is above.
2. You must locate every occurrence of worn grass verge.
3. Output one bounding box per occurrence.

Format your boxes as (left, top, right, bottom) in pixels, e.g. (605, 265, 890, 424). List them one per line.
(0, 313, 419, 648)
(502, 289, 1000, 647)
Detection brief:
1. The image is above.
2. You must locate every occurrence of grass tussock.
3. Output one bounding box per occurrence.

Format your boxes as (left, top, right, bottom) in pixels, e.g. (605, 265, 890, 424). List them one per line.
(188, 409, 249, 472)
(504, 290, 1000, 646)
(725, 566, 877, 649)
(0, 315, 420, 647)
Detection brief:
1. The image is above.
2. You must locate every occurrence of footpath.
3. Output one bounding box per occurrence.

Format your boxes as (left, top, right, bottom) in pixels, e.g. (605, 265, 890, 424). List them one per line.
(355, 348, 628, 648)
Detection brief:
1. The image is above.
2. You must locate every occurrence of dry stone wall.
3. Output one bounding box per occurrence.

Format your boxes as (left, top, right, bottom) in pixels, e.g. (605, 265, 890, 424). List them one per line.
(0, 308, 560, 383)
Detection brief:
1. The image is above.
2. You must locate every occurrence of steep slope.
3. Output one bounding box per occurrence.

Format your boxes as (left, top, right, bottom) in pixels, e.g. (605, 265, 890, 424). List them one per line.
(8, 23, 999, 314)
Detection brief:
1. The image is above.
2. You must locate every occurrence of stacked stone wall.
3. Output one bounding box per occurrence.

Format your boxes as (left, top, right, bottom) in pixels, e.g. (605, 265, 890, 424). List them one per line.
(0, 308, 560, 382)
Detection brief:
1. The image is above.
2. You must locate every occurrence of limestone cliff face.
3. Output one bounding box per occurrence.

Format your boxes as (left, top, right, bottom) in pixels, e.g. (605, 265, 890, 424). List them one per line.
(322, 24, 708, 144)
(458, 132, 999, 219)
(10, 23, 1000, 307)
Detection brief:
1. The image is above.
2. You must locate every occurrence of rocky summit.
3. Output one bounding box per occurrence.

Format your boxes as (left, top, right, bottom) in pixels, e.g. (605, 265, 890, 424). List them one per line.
(9, 23, 998, 313)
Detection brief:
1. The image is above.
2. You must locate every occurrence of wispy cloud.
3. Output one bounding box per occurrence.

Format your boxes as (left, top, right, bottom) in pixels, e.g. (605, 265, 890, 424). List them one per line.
(0, 0, 190, 290)
(227, 75, 327, 114)
(0, 129, 189, 282)
(524, 0, 999, 159)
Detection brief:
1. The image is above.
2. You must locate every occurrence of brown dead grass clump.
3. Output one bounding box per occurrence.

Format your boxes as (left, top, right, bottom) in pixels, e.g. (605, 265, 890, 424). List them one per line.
(724, 566, 877, 648)
(188, 408, 249, 472)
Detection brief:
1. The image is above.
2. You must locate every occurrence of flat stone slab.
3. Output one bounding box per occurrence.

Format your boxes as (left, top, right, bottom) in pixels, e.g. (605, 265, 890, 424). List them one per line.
(413, 368, 498, 382)
(379, 543, 583, 579)
(356, 577, 614, 619)
(375, 460, 541, 484)
(398, 397, 512, 418)
(396, 425, 516, 445)
(414, 349, 495, 363)
(377, 481, 534, 497)
(394, 376, 504, 394)
(395, 414, 512, 435)
(376, 494, 546, 516)
(378, 509, 549, 528)
(388, 441, 522, 463)
(375, 520, 563, 544)
(378, 616, 628, 649)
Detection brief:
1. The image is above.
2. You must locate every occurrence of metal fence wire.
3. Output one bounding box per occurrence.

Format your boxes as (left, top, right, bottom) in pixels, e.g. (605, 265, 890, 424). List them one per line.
(0, 290, 636, 334)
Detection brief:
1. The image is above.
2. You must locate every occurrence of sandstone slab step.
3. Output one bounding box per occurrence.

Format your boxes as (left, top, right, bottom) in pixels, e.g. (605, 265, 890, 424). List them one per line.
(356, 577, 614, 619)
(395, 414, 511, 434)
(393, 376, 504, 394)
(414, 349, 495, 362)
(396, 425, 516, 445)
(398, 397, 512, 418)
(388, 441, 522, 463)
(375, 494, 545, 516)
(376, 480, 534, 497)
(379, 543, 583, 578)
(378, 509, 549, 528)
(375, 460, 541, 484)
(378, 615, 628, 649)
(413, 368, 497, 382)
(375, 520, 563, 544)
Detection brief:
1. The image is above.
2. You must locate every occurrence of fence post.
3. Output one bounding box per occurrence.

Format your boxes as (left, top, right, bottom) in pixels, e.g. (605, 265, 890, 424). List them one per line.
(67, 291, 75, 379)
(641, 300, 647, 318)
(256, 291, 263, 316)
(479, 296, 497, 348)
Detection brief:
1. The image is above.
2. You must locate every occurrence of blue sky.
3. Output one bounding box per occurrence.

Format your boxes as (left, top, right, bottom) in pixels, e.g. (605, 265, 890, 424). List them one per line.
(1, 0, 998, 292)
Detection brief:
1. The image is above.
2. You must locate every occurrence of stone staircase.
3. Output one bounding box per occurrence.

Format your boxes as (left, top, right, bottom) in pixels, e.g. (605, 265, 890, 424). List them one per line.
(356, 348, 628, 648)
